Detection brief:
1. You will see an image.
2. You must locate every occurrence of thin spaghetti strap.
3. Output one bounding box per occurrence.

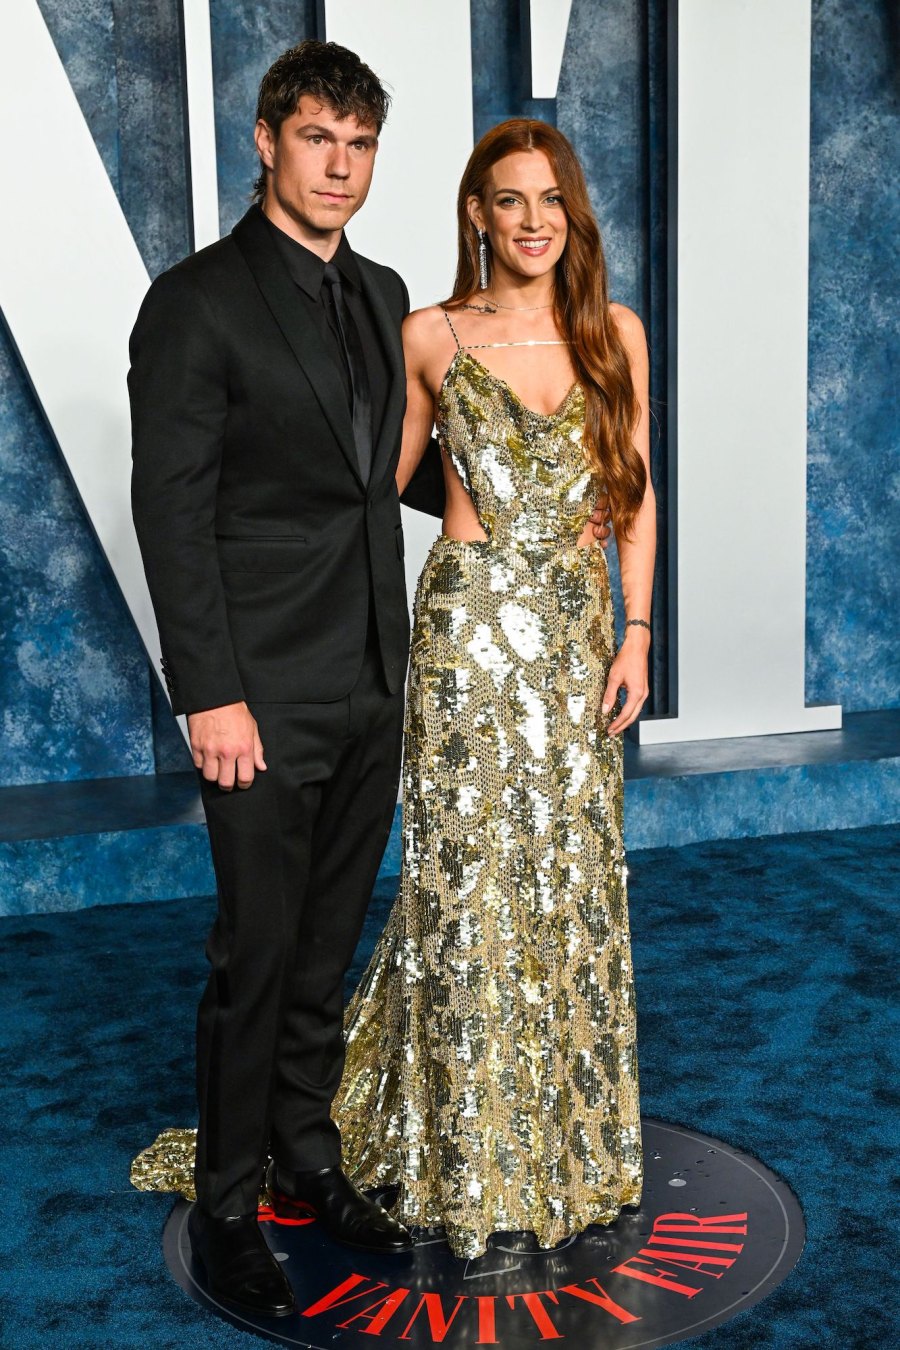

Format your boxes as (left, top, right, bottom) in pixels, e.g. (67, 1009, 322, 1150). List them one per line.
(441, 307, 461, 350)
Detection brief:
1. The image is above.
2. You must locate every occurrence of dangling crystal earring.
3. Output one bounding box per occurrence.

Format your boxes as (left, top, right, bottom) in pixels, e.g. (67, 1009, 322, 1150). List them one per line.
(478, 229, 489, 290)
(563, 256, 571, 284)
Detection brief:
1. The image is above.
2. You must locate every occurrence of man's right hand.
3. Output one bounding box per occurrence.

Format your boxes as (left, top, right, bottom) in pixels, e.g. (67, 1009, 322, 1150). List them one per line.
(188, 702, 267, 791)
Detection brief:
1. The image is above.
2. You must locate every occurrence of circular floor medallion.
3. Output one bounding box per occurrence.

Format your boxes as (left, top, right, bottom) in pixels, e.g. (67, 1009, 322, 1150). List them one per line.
(163, 1118, 805, 1348)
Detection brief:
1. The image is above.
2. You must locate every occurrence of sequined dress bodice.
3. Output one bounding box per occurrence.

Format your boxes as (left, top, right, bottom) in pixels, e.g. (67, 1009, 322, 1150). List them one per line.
(437, 347, 594, 551)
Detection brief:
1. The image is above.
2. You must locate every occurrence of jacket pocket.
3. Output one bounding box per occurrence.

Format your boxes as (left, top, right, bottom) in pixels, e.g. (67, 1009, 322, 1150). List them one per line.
(217, 536, 310, 573)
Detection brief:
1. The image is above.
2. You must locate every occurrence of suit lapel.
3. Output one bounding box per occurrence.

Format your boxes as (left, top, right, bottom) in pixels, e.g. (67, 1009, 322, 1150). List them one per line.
(232, 208, 363, 488)
(357, 259, 406, 489)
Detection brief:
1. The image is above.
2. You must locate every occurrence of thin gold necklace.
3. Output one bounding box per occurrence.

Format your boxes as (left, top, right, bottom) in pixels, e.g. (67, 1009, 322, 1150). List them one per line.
(487, 294, 554, 312)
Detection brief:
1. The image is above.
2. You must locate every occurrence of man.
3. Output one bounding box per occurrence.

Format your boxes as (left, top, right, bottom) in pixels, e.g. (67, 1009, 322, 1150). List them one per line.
(131, 41, 423, 1318)
(131, 39, 609, 1319)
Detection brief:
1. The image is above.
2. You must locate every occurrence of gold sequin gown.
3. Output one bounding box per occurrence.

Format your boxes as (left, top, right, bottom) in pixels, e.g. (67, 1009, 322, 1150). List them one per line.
(332, 339, 643, 1258)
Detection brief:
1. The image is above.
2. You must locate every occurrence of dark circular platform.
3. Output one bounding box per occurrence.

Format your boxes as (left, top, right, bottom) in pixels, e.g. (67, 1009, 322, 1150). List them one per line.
(163, 1118, 804, 1348)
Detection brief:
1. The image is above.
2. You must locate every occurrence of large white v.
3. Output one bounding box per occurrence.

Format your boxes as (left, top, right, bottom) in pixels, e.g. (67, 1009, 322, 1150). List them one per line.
(0, 1, 222, 727)
(0, 2, 163, 690)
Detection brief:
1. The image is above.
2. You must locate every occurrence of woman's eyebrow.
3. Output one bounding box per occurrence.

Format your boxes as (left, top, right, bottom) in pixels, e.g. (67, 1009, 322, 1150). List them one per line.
(492, 185, 561, 195)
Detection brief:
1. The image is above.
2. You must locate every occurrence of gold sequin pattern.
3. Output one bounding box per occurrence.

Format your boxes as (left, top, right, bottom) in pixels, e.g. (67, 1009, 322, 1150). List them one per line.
(334, 350, 643, 1258)
(130, 1128, 199, 1199)
(131, 1128, 274, 1206)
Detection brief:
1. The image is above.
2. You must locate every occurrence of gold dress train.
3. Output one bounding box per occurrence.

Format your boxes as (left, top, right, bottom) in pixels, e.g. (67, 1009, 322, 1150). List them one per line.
(131, 333, 643, 1257)
(332, 337, 643, 1258)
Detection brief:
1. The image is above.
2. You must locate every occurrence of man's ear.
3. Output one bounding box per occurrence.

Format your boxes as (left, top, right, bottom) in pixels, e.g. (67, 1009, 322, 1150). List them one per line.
(254, 119, 276, 171)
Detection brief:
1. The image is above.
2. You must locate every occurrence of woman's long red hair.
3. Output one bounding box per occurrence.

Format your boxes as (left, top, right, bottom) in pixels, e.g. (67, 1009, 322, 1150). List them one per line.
(446, 119, 646, 536)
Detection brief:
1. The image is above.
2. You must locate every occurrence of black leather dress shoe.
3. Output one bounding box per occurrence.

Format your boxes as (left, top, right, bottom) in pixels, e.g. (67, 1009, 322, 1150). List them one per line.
(266, 1162, 413, 1252)
(188, 1206, 296, 1318)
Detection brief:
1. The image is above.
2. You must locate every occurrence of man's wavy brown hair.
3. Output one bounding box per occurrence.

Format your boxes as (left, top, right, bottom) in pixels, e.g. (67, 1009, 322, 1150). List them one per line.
(446, 119, 646, 536)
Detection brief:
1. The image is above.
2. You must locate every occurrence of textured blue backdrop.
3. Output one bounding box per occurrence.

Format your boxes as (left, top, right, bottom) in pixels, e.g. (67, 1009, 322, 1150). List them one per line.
(806, 0, 900, 711)
(0, 321, 156, 783)
(0, 0, 896, 788)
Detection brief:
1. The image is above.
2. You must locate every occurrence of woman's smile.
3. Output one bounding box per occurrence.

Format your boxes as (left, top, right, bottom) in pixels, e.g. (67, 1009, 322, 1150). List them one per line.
(513, 236, 552, 256)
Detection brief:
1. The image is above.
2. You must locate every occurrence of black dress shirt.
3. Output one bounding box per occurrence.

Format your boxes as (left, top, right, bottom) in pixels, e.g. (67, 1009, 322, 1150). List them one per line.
(263, 210, 390, 457)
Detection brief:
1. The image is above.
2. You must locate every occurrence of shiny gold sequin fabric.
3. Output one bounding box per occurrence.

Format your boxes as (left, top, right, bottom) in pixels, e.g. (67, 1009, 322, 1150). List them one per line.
(131, 1128, 271, 1206)
(333, 347, 643, 1258)
(131, 1128, 198, 1199)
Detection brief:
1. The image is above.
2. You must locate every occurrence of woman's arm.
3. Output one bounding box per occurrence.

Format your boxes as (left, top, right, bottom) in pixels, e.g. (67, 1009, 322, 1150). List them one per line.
(603, 305, 657, 736)
(396, 310, 441, 496)
(399, 438, 447, 517)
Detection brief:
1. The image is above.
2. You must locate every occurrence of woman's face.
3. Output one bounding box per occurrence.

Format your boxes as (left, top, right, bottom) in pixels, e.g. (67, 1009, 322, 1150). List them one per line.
(469, 149, 568, 285)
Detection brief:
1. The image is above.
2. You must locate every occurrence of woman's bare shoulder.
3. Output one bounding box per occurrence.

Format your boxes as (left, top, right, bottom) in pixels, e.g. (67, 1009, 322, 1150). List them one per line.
(609, 303, 649, 376)
(609, 301, 646, 346)
(402, 304, 456, 373)
(403, 303, 452, 340)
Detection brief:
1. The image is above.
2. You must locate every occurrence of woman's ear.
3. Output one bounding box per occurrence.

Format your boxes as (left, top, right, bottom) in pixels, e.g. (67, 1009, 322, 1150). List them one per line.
(466, 195, 485, 232)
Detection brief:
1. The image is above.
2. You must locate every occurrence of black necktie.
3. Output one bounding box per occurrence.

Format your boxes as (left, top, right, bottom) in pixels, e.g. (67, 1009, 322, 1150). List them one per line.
(323, 262, 373, 483)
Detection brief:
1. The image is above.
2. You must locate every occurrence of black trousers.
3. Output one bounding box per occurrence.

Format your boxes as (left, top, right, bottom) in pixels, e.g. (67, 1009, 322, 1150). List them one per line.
(194, 638, 404, 1217)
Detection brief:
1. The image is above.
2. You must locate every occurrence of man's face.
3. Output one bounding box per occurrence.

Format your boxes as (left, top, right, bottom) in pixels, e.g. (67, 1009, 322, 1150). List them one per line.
(255, 95, 379, 240)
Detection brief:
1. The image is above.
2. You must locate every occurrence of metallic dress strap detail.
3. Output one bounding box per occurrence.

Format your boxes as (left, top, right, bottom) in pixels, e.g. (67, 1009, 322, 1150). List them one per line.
(441, 307, 462, 349)
(440, 307, 569, 350)
(459, 339, 570, 349)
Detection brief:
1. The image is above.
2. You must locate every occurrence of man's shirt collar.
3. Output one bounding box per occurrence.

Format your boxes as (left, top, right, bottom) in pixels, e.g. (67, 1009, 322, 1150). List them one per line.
(262, 208, 361, 298)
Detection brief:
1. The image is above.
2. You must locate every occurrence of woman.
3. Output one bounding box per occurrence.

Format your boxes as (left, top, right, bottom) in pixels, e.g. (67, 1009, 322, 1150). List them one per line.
(329, 119, 655, 1259)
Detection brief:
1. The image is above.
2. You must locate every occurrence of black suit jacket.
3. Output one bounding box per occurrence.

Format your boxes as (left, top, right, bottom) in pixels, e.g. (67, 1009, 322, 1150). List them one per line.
(130, 206, 443, 715)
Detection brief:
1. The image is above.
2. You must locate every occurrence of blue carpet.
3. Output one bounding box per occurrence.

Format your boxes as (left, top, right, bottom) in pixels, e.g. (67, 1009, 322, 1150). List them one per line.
(0, 825, 897, 1347)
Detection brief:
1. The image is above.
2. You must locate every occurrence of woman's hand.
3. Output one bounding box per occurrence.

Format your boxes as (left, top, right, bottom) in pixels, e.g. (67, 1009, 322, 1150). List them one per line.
(602, 627, 650, 736)
(589, 493, 613, 547)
